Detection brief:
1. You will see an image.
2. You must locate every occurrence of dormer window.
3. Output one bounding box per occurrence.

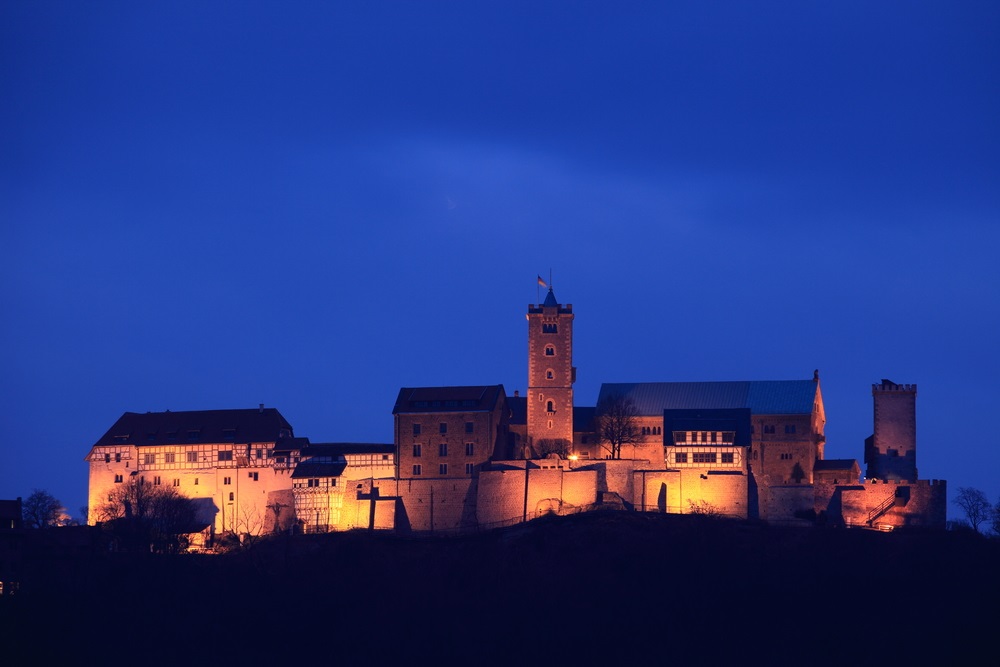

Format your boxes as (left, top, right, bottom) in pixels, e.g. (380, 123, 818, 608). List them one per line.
(222, 428, 237, 440)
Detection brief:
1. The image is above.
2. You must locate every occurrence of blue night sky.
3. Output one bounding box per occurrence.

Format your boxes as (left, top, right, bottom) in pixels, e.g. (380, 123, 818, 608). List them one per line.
(2, 2, 998, 522)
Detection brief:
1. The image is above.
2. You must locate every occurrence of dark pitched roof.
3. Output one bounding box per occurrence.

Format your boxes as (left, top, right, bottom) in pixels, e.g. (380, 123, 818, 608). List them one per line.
(392, 385, 506, 414)
(814, 459, 860, 471)
(508, 396, 527, 425)
(91, 407, 294, 448)
(291, 460, 348, 479)
(302, 443, 394, 457)
(598, 380, 819, 417)
(543, 287, 558, 307)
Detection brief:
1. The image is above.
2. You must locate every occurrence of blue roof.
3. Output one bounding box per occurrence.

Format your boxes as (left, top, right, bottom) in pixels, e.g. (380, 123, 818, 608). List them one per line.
(597, 380, 818, 416)
(543, 288, 558, 307)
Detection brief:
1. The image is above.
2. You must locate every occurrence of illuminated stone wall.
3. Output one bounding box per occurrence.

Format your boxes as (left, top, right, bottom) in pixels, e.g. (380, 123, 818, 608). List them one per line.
(393, 478, 477, 533)
(632, 469, 749, 517)
(759, 485, 815, 523)
(477, 464, 599, 528)
(833, 479, 946, 529)
(866, 381, 918, 482)
(396, 399, 509, 481)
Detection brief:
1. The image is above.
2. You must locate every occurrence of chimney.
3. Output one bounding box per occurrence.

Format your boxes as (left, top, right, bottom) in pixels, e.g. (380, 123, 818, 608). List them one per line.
(259, 403, 264, 413)
(514, 390, 519, 397)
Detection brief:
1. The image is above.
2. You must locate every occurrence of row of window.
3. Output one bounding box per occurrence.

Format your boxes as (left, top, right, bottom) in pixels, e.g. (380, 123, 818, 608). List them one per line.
(641, 426, 662, 436)
(411, 463, 475, 476)
(673, 431, 736, 445)
(412, 443, 476, 457)
(293, 478, 337, 489)
(413, 422, 476, 436)
(757, 425, 796, 434)
(673, 452, 736, 464)
(115, 471, 261, 485)
(124, 449, 272, 465)
(541, 323, 558, 333)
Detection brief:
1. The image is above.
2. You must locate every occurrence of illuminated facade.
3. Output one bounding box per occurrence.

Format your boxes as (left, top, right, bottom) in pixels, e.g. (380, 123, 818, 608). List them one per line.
(85, 406, 297, 538)
(85, 285, 947, 538)
(526, 287, 575, 455)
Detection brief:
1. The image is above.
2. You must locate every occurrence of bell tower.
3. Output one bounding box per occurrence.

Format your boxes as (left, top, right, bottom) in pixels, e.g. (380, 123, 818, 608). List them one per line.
(526, 283, 575, 455)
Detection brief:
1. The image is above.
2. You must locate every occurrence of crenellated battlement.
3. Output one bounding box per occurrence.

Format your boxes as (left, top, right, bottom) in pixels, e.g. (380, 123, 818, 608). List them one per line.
(865, 478, 944, 487)
(872, 380, 916, 393)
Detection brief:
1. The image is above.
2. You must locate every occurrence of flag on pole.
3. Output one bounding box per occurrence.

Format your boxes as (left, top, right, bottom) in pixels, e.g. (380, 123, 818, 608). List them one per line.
(537, 275, 547, 288)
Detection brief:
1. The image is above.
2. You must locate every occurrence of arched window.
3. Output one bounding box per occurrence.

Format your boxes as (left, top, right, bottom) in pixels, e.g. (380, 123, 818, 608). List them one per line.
(228, 492, 234, 501)
(546, 400, 555, 413)
(545, 345, 555, 356)
(546, 369, 554, 380)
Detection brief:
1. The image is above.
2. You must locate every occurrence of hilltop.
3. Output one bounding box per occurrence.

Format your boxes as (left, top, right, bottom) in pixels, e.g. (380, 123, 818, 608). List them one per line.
(3, 512, 997, 666)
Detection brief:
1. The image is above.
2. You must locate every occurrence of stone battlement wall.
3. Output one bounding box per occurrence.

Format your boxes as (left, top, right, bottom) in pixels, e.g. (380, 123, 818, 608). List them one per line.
(815, 478, 947, 529)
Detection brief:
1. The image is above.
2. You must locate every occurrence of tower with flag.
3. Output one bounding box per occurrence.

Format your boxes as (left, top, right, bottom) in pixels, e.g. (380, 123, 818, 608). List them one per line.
(526, 276, 575, 454)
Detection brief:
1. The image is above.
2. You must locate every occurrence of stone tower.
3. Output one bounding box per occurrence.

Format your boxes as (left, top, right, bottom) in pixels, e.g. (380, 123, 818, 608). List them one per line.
(526, 286, 575, 456)
(864, 379, 918, 481)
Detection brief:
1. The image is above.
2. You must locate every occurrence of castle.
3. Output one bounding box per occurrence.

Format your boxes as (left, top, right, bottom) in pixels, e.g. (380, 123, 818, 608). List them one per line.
(86, 284, 947, 542)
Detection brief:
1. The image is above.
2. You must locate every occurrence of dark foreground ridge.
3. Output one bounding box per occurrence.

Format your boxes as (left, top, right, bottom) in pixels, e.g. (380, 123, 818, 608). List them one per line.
(3, 512, 997, 666)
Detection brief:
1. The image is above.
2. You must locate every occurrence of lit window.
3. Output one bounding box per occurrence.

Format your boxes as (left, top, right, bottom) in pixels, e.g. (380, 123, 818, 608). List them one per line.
(412, 464, 422, 476)
(413, 444, 422, 458)
(465, 443, 474, 456)
(439, 463, 448, 475)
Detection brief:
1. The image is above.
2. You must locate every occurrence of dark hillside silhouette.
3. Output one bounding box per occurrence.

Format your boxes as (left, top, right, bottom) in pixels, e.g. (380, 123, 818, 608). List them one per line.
(2, 513, 996, 666)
